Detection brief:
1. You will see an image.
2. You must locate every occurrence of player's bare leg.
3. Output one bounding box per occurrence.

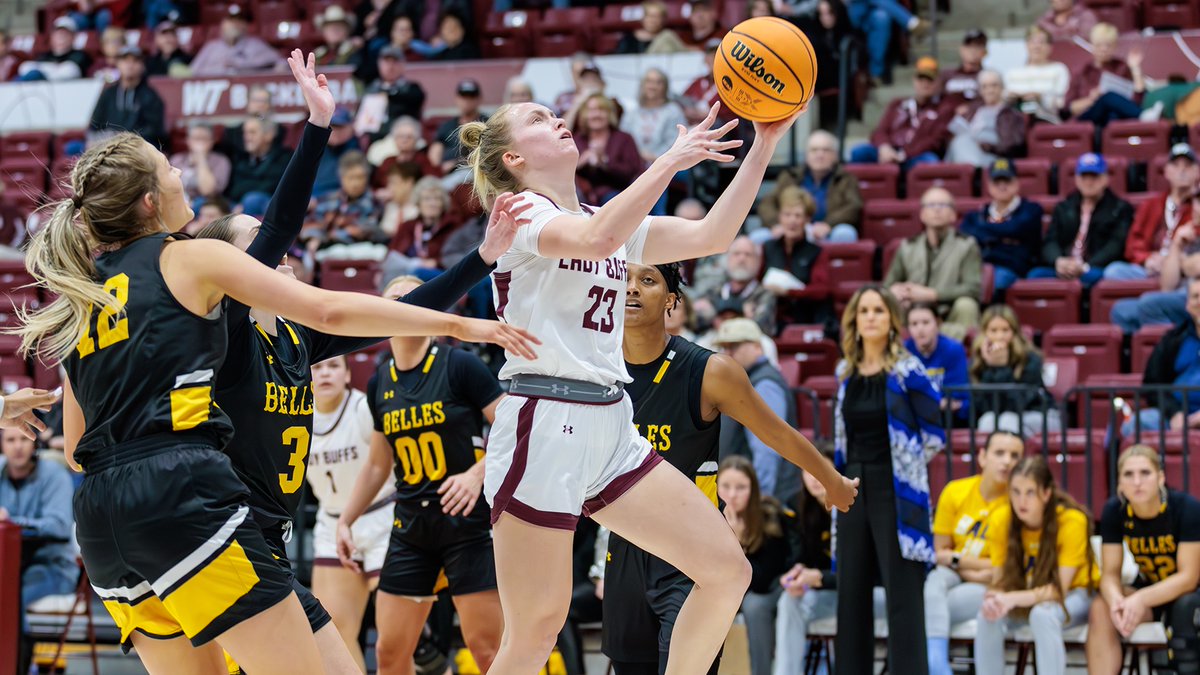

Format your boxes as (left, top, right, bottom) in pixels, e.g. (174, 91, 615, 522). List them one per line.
(452, 590, 504, 672)
(215, 592, 324, 675)
(312, 564, 374, 671)
(128, 633, 226, 675)
(374, 591, 436, 675)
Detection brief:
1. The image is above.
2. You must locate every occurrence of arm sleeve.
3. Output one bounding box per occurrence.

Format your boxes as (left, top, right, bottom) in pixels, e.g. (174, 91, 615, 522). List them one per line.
(943, 342, 971, 408)
(824, 172, 862, 228)
(746, 378, 788, 498)
(306, 249, 494, 361)
(870, 102, 897, 147)
(448, 349, 504, 411)
(1099, 498, 1123, 544)
(9, 465, 73, 540)
(367, 373, 384, 431)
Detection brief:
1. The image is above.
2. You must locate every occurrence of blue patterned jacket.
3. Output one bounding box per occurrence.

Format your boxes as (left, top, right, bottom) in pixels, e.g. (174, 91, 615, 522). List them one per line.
(833, 353, 945, 566)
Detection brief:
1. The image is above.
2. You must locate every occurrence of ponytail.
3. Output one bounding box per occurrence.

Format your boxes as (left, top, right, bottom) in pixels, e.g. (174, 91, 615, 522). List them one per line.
(459, 105, 520, 210)
(10, 133, 160, 363)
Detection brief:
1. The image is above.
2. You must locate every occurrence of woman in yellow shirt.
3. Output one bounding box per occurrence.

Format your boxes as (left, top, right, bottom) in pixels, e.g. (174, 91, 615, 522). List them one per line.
(974, 456, 1097, 675)
(925, 431, 1024, 675)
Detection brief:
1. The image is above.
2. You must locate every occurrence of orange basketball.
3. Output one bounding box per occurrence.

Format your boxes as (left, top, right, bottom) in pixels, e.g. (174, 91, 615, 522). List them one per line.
(713, 17, 816, 123)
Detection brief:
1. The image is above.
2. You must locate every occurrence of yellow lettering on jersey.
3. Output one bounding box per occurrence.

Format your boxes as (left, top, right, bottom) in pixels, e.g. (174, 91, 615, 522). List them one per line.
(642, 424, 672, 452)
(1128, 535, 1178, 556)
(277, 385, 290, 415)
(421, 403, 434, 427)
(288, 386, 301, 415)
(433, 401, 446, 424)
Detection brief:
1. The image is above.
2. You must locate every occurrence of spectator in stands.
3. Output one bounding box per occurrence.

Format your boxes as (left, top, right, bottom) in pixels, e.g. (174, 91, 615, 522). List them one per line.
(226, 115, 290, 204)
(681, 40, 726, 125)
(845, 0, 930, 84)
(938, 29, 988, 107)
(554, 53, 597, 115)
(761, 130, 862, 235)
(365, 47, 427, 141)
(561, 61, 624, 134)
(834, 284, 942, 675)
(904, 301, 969, 423)
(1065, 23, 1145, 127)
(622, 68, 688, 166)
(1107, 144, 1198, 281)
(961, 158, 1044, 292)
(970, 304, 1061, 434)
(946, 70, 1026, 167)
(884, 187, 982, 341)
(682, 0, 726, 49)
(145, 20, 192, 77)
(849, 57, 952, 167)
(697, 297, 781, 366)
(572, 93, 643, 206)
(428, 10, 480, 61)
(1, 426, 78, 675)
(369, 117, 437, 188)
(0, 31, 21, 82)
(504, 76, 534, 104)
(18, 17, 91, 81)
(718, 455, 798, 675)
(70, 0, 113, 32)
(87, 46, 167, 149)
(190, 4, 282, 76)
(218, 86, 275, 159)
(430, 79, 485, 181)
(804, 0, 858, 117)
(762, 186, 835, 329)
(312, 108, 363, 198)
(185, 195, 231, 236)
(89, 26, 125, 82)
(692, 236, 777, 337)
(384, 176, 459, 275)
(378, 161, 421, 237)
(169, 122, 232, 201)
(1088, 445, 1200, 675)
(747, 0, 775, 17)
(925, 431, 1023, 675)
(715, 321, 798, 503)
(314, 6, 363, 68)
(1037, 0, 1098, 42)
(1122, 277, 1200, 437)
(355, 14, 420, 83)
(1030, 152, 1133, 287)
(616, 1, 686, 54)
(1005, 24, 1071, 124)
(310, 151, 382, 247)
(1112, 193, 1200, 334)
(354, 0, 402, 47)
(0, 181, 28, 260)
(974, 456, 1096, 675)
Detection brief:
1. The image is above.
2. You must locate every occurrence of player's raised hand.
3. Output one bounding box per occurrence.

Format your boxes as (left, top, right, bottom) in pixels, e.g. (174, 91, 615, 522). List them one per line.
(823, 474, 859, 513)
(752, 104, 806, 147)
(1, 387, 59, 440)
(660, 102, 742, 171)
(478, 192, 534, 265)
(452, 319, 541, 361)
(286, 49, 335, 128)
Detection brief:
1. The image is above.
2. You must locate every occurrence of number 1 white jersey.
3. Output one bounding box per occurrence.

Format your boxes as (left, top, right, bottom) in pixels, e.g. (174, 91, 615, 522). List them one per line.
(492, 191, 652, 386)
(307, 389, 395, 514)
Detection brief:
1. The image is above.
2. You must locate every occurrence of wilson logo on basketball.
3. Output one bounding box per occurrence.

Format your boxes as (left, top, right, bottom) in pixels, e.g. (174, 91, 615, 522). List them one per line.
(720, 75, 733, 91)
(729, 40, 786, 95)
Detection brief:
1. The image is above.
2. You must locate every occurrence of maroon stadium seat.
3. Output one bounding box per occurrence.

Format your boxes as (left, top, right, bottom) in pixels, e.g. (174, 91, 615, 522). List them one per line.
(843, 163, 899, 201)
(1043, 323, 1122, 385)
(1028, 121, 1094, 166)
(318, 259, 380, 294)
(1026, 428, 1109, 508)
(821, 241, 876, 282)
(1132, 323, 1173, 374)
(799, 375, 837, 439)
(1042, 355, 1080, 407)
(1143, 0, 1199, 29)
(1006, 279, 1082, 335)
(0, 133, 52, 163)
(860, 198, 920, 245)
(347, 349, 380, 390)
(1102, 120, 1172, 164)
(906, 163, 976, 199)
(1002, 158, 1052, 197)
(1080, 0, 1138, 31)
(1089, 278, 1159, 324)
(1079, 372, 1141, 437)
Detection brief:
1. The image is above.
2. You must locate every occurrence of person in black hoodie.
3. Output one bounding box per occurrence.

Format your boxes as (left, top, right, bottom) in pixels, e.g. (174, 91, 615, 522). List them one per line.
(1124, 276, 1200, 438)
(1028, 152, 1132, 288)
(87, 46, 166, 149)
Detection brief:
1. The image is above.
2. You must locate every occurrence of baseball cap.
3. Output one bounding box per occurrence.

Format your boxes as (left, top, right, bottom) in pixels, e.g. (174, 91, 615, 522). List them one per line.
(456, 79, 481, 97)
(713, 318, 765, 345)
(52, 16, 77, 32)
(580, 61, 602, 77)
(915, 56, 939, 79)
(1075, 152, 1108, 176)
(714, 296, 746, 317)
(963, 29, 988, 46)
(330, 107, 353, 126)
(988, 158, 1016, 180)
(379, 45, 405, 60)
(155, 19, 177, 33)
(1169, 142, 1197, 163)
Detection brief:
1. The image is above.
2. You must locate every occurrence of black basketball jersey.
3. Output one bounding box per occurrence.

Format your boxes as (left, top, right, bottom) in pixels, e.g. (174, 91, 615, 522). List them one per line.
(368, 344, 492, 515)
(625, 335, 718, 506)
(1101, 489, 1200, 587)
(218, 316, 319, 523)
(64, 233, 234, 469)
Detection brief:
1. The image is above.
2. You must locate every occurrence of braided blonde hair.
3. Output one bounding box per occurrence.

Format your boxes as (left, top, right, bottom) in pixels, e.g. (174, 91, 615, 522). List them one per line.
(459, 105, 519, 210)
(11, 133, 161, 362)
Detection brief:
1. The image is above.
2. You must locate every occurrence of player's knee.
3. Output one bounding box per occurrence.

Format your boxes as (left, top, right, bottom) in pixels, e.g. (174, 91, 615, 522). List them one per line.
(1088, 595, 1112, 629)
(1028, 602, 1063, 634)
(462, 624, 501, 666)
(375, 630, 421, 668)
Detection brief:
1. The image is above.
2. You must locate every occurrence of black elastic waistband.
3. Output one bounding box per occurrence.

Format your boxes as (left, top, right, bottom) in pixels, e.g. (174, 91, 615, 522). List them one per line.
(80, 431, 220, 473)
(507, 374, 625, 405)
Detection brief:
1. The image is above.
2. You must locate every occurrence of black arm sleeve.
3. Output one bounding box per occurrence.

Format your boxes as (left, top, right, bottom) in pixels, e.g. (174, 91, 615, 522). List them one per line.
(1099, 498, 1123, 544)
(306, 248, 495, 362)
(367, 373, 383, 431)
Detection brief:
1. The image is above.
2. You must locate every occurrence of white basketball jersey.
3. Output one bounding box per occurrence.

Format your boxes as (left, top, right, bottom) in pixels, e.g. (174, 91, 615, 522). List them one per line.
(308, 389, 395, 513)
(492, 191, 652, 386)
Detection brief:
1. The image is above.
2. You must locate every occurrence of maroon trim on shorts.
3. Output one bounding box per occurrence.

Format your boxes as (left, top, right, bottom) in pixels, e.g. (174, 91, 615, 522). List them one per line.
(489, 397, 538, 522)
(493, 271, 512, 320)
(581, 449, 664, 517)
(495, 496, 579, 530)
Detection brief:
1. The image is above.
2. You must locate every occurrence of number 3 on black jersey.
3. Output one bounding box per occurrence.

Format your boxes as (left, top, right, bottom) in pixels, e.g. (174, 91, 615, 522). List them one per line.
(279, 426, 311, 494)
(76, 274, 131, 358)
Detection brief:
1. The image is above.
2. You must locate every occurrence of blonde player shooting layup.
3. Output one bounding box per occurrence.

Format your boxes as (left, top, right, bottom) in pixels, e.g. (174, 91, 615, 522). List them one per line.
(463, 100, 859, 674)
(11, 132, 538, 674)
(308, 354, 393, 671)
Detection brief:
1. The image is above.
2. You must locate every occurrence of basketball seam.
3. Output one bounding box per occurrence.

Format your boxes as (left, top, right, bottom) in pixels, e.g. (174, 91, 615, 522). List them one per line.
(726, 27, 809, 105)
(764, 17, 817, 103)
(716, 47, 797, 111)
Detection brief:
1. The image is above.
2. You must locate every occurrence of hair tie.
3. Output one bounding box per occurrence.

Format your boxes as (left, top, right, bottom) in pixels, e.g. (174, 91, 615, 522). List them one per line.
(71, 196, 83, 210)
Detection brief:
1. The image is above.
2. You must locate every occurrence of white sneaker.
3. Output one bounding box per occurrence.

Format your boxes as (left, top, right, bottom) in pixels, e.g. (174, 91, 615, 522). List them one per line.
(1140, 101, 1164, 122)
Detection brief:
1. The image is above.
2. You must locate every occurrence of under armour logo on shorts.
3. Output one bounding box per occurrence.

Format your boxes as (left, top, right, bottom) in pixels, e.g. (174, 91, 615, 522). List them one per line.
(563, 425, 573, 434)
(551, 384, 570, 395)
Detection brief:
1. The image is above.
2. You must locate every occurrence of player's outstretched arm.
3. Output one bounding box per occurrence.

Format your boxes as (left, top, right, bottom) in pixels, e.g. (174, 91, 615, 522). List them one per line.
(640, 107, 806, 265)
(701, 353, 858, 512)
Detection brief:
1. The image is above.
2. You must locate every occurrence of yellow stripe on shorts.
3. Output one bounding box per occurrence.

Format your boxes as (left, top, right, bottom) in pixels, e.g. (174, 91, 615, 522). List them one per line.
(161, 540, 261, 639)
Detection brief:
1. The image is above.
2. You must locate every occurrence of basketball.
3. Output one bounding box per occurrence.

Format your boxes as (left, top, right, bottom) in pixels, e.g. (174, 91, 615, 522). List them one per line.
(713, 17, 817, 123)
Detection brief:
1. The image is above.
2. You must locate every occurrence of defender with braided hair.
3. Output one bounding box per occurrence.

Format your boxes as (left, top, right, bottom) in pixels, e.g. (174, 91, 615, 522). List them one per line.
(455, 97, 856, 674)
(13, 130, 538, 673)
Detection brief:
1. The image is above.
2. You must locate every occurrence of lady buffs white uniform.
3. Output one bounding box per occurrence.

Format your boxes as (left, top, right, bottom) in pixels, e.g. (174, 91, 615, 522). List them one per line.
(308, 388, 396, 574)
(486, 192, 661, 528)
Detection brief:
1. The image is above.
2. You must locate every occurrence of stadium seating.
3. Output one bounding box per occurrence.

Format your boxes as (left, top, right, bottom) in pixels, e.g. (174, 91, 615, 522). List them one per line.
(906, 163, 976, 199)
(1143, 0, 1199, 29)
(1089, 278, 1159, 324)
(1081, 0, 1138, 31)
(317, 259, 380, 294)
(1026, 429, 1110, 508)
(1042, 323, 1122, 385)
(860, 199, 920, 244)
(1058, 156, 1129, 196)
(1028, 122, 1095, 168)
(1101, 120, 1171, 164)
(1006, 279, 1082, 335)
(1132, 323, 1172, 373)
(798, 375, 837, 440)
(843, 164, 899, 201)
(821, 241, 876, 283)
